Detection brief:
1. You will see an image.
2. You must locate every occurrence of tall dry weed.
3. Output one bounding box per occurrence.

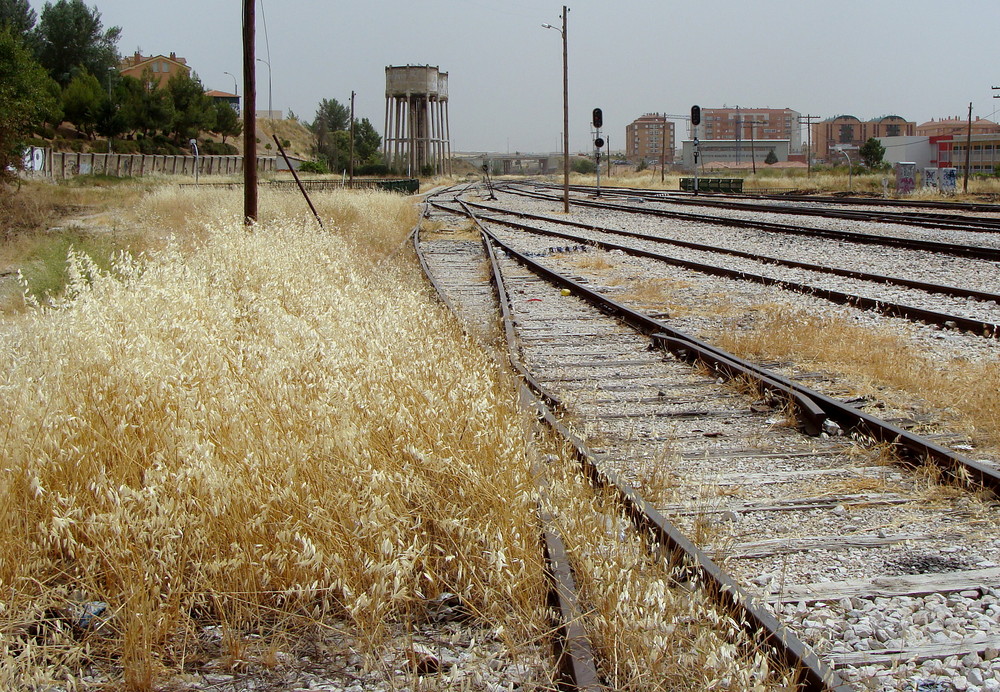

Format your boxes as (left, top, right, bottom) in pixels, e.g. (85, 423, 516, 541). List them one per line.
(714, 304, 1000, 450)
(0, 188, 546, 688)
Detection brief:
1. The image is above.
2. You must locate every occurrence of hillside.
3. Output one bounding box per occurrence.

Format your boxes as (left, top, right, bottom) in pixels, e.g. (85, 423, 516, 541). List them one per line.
(245, 116, 316, 160)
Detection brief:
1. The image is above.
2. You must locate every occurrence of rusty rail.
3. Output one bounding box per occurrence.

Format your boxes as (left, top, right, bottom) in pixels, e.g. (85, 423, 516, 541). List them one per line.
(462, 201, 850, 691)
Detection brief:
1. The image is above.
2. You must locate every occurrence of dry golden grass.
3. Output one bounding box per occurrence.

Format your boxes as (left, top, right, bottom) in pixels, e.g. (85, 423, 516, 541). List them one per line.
(614, 277, 695, 317)
(712, 304, 1000, 452)
(0, 186, 552, 689)
(569, 252, 614, 271)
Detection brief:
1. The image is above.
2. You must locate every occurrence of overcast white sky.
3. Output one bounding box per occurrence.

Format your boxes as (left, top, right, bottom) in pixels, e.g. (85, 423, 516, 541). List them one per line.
(27, 0, 1000, 153)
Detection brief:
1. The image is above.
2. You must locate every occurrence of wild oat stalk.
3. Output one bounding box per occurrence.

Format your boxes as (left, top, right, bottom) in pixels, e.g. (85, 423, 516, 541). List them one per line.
(0, 188, 547, 688)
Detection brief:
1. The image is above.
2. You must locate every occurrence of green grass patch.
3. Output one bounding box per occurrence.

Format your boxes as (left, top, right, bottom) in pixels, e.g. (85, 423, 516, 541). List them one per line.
(19, 229, 131, 303)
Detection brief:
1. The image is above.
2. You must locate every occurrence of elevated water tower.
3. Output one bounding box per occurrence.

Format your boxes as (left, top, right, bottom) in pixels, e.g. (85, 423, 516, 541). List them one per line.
(383, 65, 452, 176)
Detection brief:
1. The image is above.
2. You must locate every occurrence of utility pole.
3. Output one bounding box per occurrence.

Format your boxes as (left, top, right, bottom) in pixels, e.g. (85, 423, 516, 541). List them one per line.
(349, 90, 356, 184)
(242, 0, 257, 224)
(660, 113, 667, 183)
(561, 6, 569, 213)
(799, 114, 819, 178)
(963, 102, 973, 193)
(745, 120, 765, 174)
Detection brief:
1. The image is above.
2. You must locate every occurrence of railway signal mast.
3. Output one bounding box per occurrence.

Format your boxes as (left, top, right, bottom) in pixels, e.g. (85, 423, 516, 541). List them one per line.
(593, 107, 604, 197)
(690, 104, 701, 194)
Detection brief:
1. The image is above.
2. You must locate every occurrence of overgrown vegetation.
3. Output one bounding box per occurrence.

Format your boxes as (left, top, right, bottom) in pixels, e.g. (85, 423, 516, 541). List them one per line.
(712, 304, 1000, 453)
(0, 187, 555, 688)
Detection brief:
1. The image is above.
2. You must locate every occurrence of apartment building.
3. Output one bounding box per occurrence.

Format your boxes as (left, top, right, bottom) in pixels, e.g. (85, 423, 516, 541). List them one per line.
(916, 116, 1000, 138)
(626, 113, 675, 164)
(812, 115, 915, 161)
(696, 108, 802, 153)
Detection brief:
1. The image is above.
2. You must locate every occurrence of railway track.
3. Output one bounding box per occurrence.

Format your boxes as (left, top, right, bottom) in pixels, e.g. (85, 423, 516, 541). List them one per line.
(533, 182, 1000, 234)
(501, 183, 1000, 261)
(435, 197, 1000, 338)
(416, 184, 1000, 691)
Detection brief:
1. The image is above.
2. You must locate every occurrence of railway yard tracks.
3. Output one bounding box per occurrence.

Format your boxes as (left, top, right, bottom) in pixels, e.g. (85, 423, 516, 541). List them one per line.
(415, 182, 1000, 691)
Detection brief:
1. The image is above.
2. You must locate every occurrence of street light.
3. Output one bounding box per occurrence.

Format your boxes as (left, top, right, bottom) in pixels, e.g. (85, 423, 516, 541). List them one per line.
(836, 147, 853, 190)
(106, 66, 116, 155)
(256, 58, 271, 119)
(223, 71, 238, 96)
(542, 6, 569, 214)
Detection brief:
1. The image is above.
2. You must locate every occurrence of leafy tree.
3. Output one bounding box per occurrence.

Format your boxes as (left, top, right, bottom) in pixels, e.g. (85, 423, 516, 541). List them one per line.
(312, 97, 348, 133)
(62, 69, 103, 138)
(166, 71, 214, 144)
(33, 0, 121, 86)
(353, 117, 382, 164)
(312, 97, 349, 168)
(859, 137, 885, 169)
(0, 27, 59, 184)
(0, 0, 35, 34)
(212, 100, 242, 144)
(94, 95, 125, 141)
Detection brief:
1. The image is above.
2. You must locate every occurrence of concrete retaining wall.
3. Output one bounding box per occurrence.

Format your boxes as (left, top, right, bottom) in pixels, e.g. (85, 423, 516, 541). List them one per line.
(22, 149, 277, 179)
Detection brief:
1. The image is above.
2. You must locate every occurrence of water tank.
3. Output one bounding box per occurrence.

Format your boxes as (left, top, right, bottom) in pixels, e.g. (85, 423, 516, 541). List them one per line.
(386, 65, 446, 98)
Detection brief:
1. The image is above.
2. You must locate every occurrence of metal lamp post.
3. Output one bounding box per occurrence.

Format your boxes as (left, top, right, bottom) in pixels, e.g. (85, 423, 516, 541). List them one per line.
(543, 6, 569, 214)
(837, 147, 853, 190)
(106, 67, 115, 155)
(223, 71, 238, 96)
(256, 58, 271, 119)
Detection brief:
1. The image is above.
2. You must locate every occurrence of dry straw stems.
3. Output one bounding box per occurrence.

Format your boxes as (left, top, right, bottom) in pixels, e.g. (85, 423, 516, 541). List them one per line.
(0, 188, 549, 688)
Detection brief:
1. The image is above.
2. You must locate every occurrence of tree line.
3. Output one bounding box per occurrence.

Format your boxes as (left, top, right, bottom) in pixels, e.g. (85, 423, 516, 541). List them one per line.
(0, 0, 249, 182)
(0, 0, 390, 183)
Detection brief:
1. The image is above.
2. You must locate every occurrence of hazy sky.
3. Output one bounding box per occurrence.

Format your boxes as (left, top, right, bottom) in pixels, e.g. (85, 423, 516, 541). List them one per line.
(27, 0, 1000, 153)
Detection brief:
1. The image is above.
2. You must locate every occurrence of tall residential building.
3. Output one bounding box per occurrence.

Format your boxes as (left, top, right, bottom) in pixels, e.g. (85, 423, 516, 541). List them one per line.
(626, 113, 675, 164)
(811, 115, 915, 161)
(696, 108, 802, 153)
(916, 116, 1000, 138)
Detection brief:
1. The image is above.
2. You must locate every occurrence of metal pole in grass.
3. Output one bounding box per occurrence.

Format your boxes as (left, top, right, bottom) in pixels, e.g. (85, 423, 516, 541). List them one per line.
(273, 134, 323, 229)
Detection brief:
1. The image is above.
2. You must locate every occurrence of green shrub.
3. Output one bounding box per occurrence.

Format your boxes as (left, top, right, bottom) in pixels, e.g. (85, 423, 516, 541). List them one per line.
(198, 140, 238, 155)
(298, 160, 329, 174)
(571, 157, 596, 174)
(356, 163, 390, 177)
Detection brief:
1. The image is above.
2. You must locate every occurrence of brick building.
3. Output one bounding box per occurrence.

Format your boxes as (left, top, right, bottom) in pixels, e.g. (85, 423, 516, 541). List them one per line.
(696, 108, 802, 153)
(916, 116, 1000, 138)
(119, 51, 190, 88)
(812, 114, 915, 161)
(626, 113, 675, 164)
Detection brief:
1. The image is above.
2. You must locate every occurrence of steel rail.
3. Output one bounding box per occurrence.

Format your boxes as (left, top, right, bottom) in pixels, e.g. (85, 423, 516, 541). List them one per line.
(501, 185, 1000, 262)
(527, 180, 1000, 215)
(413, 217, 604, 691)
(463, 201, 850, 691)
(739, 190, 1000, 215)
(458, 199, 1000, 305)
(534, 181, 1000, 233)
(456, 201, 1000, 495)
(435, 201, 999, 338)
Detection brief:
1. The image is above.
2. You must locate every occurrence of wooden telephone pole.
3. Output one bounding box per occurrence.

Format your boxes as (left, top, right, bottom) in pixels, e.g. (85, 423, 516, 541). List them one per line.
(242, 0, 257, 224)
(799, 114, 819, 177)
